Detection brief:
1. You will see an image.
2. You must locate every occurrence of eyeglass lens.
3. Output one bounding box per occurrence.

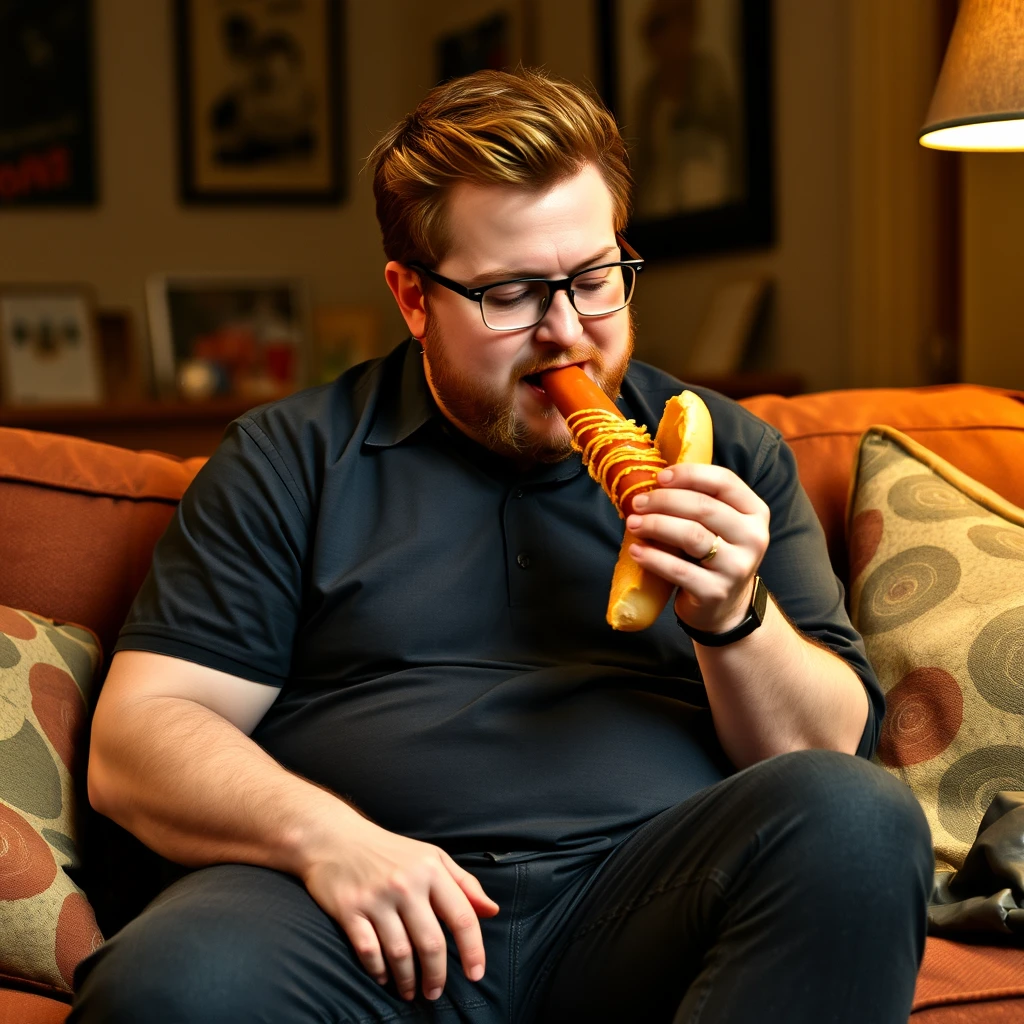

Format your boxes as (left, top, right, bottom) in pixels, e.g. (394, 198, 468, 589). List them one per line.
(481, 265, 637, 330)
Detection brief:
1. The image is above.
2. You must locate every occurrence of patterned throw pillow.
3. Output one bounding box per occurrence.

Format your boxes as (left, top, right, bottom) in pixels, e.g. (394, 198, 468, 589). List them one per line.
(0, 605, 103, 997)
(848, 426, 1024, 874)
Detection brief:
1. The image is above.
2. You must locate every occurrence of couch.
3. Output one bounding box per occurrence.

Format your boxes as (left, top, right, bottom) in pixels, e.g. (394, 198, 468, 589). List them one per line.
(1, 383, 1023, 1022)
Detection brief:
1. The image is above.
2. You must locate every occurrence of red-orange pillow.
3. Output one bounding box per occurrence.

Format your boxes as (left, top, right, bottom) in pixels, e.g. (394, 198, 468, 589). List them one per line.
(0, 606, 103, 999)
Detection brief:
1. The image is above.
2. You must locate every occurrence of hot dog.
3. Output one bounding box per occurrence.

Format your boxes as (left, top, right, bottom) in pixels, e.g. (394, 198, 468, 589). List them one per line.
(540, 365, 714, 631)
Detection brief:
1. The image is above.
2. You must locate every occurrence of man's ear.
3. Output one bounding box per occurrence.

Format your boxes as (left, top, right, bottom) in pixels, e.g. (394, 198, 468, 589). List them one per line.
(385, 262, 427, 339)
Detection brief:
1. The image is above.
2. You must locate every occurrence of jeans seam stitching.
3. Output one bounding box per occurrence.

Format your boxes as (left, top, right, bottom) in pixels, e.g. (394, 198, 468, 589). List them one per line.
(507, 862, 525, 1024)
(568, 870, 729, 941)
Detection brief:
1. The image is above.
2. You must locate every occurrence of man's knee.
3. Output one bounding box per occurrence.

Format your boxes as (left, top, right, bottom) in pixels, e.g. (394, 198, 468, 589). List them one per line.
(71, 865, 356, 1024)
(751, 749, 933, 888)
(72, 906, 272, 1023)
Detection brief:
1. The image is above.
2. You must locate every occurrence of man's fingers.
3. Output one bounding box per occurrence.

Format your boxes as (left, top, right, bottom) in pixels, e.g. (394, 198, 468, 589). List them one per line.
(372, 912, 420, 1001)
(396, 897, 451, 1000)
(431, 872, 489, 983)
(442, 854, 500, 917)
(340, 912, 389, 987)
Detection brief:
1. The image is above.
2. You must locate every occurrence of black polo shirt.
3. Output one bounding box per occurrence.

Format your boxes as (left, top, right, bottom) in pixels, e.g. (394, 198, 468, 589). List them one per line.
(116, 338, 882, 854)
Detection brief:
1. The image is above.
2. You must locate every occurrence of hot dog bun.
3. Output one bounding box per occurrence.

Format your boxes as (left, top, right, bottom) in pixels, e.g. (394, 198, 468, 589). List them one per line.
(606, 389, 714, 631)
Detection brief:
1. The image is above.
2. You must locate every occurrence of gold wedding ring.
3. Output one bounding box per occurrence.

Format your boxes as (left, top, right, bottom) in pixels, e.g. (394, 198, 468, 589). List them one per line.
(700, 535, 721, 563)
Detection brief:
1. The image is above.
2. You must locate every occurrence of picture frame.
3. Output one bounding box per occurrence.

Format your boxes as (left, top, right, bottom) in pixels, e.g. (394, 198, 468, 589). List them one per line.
(0, 0, 98, 207)
(0, 286, 104, 405)
(311, 304, 383, 385)
(146, 275, 311, 400)
(437, 11, 514, 83)
(174, 0, 345, 205)
(685, 276, 770, 375)
(597, 0, 774, 260)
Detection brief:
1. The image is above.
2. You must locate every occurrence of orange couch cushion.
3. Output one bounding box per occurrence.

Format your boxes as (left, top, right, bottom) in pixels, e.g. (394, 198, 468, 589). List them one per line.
(0, 428, 204, 663)
(913, 936, 1024, 1019)
(741, 385, 1024, 580)
(0, 988, 68, 1023)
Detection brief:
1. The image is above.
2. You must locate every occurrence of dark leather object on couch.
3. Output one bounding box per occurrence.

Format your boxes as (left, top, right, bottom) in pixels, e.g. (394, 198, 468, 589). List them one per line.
(2, 382, 1023, 1020)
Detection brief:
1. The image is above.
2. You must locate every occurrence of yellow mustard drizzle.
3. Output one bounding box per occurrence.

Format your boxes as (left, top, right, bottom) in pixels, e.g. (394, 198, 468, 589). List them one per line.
(565, 409, 667, 518)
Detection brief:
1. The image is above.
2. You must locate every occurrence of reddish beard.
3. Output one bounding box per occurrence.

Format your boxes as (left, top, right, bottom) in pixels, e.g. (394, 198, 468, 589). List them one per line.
(422, 311, 635, 463)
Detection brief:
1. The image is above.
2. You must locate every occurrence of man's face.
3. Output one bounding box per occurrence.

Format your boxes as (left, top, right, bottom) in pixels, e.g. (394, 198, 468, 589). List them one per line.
(418, 163, 634, 464)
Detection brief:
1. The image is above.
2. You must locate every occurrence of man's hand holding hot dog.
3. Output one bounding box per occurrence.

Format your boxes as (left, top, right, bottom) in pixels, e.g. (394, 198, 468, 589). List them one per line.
(624, 463, 871, 770)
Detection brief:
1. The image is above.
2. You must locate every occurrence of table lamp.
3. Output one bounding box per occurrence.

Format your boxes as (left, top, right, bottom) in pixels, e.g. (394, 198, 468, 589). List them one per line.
(920, 0, 1024, 151)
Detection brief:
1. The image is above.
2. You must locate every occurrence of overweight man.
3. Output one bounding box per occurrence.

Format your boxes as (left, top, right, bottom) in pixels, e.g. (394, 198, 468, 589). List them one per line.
(72, 69, 932, 1023)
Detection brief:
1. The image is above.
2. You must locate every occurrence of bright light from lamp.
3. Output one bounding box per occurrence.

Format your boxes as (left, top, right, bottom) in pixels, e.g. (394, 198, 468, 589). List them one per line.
(921, 118, 1024, 152)
(920, 0, 1024, 153)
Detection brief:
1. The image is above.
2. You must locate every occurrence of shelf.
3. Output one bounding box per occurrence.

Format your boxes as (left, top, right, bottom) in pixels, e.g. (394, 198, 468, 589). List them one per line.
(0, 397, 279, 457)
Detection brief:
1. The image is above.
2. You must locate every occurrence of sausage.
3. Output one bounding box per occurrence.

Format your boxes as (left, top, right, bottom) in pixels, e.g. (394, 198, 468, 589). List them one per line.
(540, 365, 666, 519)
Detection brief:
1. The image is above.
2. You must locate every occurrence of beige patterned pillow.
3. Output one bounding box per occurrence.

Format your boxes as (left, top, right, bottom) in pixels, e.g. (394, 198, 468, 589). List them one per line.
(0, 605, 103, 996)
(848, 427, 1024, 874)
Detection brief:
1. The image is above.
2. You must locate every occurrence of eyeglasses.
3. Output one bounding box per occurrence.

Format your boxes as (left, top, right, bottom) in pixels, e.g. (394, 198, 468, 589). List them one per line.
(409, 234, 645, 332)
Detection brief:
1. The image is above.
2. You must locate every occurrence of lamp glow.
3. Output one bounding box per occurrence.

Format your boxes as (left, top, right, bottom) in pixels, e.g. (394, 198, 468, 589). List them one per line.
(920, 0, 1024, 152)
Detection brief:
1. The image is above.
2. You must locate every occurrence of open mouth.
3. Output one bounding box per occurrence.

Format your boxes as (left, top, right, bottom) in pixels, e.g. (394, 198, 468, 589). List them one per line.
(522, 363, 583, 394)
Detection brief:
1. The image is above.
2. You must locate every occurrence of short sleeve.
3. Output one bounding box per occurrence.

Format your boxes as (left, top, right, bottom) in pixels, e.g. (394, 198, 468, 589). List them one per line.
(752, 430, 884, 759)
(114, 418, 309, 686)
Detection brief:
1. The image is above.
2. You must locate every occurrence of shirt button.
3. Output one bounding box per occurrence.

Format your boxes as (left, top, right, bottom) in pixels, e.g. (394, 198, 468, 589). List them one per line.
(514, 488, 525, 499)
(517, 552, 531, 569)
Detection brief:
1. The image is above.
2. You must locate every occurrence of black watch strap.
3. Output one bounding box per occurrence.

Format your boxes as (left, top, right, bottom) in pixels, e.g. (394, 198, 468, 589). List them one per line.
(677, 575, 769, 647)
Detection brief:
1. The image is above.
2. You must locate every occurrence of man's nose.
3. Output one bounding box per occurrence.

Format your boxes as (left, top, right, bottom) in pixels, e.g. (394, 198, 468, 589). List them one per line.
(533, 289, 584, 347)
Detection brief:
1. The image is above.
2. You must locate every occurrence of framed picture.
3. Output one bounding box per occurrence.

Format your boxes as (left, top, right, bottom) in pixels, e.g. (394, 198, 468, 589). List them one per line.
(0, 0, 98, 207)
(174, 0, 344, 205)
(312, 304, 382, 385)
(0, 286, 103, 405)
(597, 0, 774, 260)
(146, 276, 310, 400)
(685, 276, 770, 375)
(437, 12, 514, 83)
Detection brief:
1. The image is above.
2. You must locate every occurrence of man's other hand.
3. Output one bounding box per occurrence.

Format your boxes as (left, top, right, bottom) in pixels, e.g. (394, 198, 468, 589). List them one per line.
(300, 819, 500, 1002)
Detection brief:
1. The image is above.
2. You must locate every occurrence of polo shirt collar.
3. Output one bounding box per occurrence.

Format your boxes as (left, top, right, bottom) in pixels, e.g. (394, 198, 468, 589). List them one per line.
(364, 338, 437, 448)
(362, 336, 584, 485)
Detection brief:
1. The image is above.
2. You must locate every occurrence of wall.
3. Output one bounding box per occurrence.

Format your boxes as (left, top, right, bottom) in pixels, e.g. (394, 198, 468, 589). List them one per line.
(2, 0, 866, 394)
(962, 153, 1024, 389)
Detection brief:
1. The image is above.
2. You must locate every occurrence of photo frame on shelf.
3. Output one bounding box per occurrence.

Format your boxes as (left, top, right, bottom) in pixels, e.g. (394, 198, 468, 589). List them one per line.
(312, 304, 383, 385)
(146, 275, 310, 400)
(96, 309, 147, 403)
(174, 0, 345, 204)
(685, 276, 770, 375)
(597, 0, 774, 260)
(0, 286, 103, 405)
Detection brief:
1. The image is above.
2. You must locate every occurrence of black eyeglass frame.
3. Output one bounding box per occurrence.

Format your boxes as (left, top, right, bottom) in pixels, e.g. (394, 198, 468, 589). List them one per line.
(409, 233, 645, 332)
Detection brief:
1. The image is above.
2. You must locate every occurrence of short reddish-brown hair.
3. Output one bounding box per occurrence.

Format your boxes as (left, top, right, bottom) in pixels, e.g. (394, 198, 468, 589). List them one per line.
(368, 68, 632, 267)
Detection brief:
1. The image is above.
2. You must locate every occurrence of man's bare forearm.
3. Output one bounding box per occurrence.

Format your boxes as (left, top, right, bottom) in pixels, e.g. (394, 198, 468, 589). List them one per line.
(88, 696, 355, 875)
(698, 596, 870, 769)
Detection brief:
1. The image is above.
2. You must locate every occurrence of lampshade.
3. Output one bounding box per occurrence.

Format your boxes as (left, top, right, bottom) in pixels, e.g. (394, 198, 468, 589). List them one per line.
(920, 0, 1024, 151)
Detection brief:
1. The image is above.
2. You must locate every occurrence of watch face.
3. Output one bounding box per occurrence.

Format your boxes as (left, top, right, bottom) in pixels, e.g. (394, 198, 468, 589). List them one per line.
(751, 574, 768, 623)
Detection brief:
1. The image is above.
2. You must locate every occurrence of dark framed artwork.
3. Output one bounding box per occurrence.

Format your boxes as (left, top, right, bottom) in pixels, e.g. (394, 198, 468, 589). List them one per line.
(437, 12, 513, 83)
(0, 0, 97, 207)
(597, 0, 774, 260)
(174, 0, 345, 205)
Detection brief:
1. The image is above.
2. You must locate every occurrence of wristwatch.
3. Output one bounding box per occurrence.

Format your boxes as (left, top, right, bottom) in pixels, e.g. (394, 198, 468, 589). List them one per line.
(677, 575, 769, 647)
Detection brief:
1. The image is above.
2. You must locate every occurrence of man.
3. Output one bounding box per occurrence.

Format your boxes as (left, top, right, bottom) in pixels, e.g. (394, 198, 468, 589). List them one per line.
(72, 70, 931, 1023)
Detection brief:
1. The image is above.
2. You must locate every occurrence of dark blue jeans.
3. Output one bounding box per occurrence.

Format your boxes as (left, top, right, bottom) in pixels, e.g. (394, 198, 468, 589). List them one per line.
(70, 750, 933, 1023)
